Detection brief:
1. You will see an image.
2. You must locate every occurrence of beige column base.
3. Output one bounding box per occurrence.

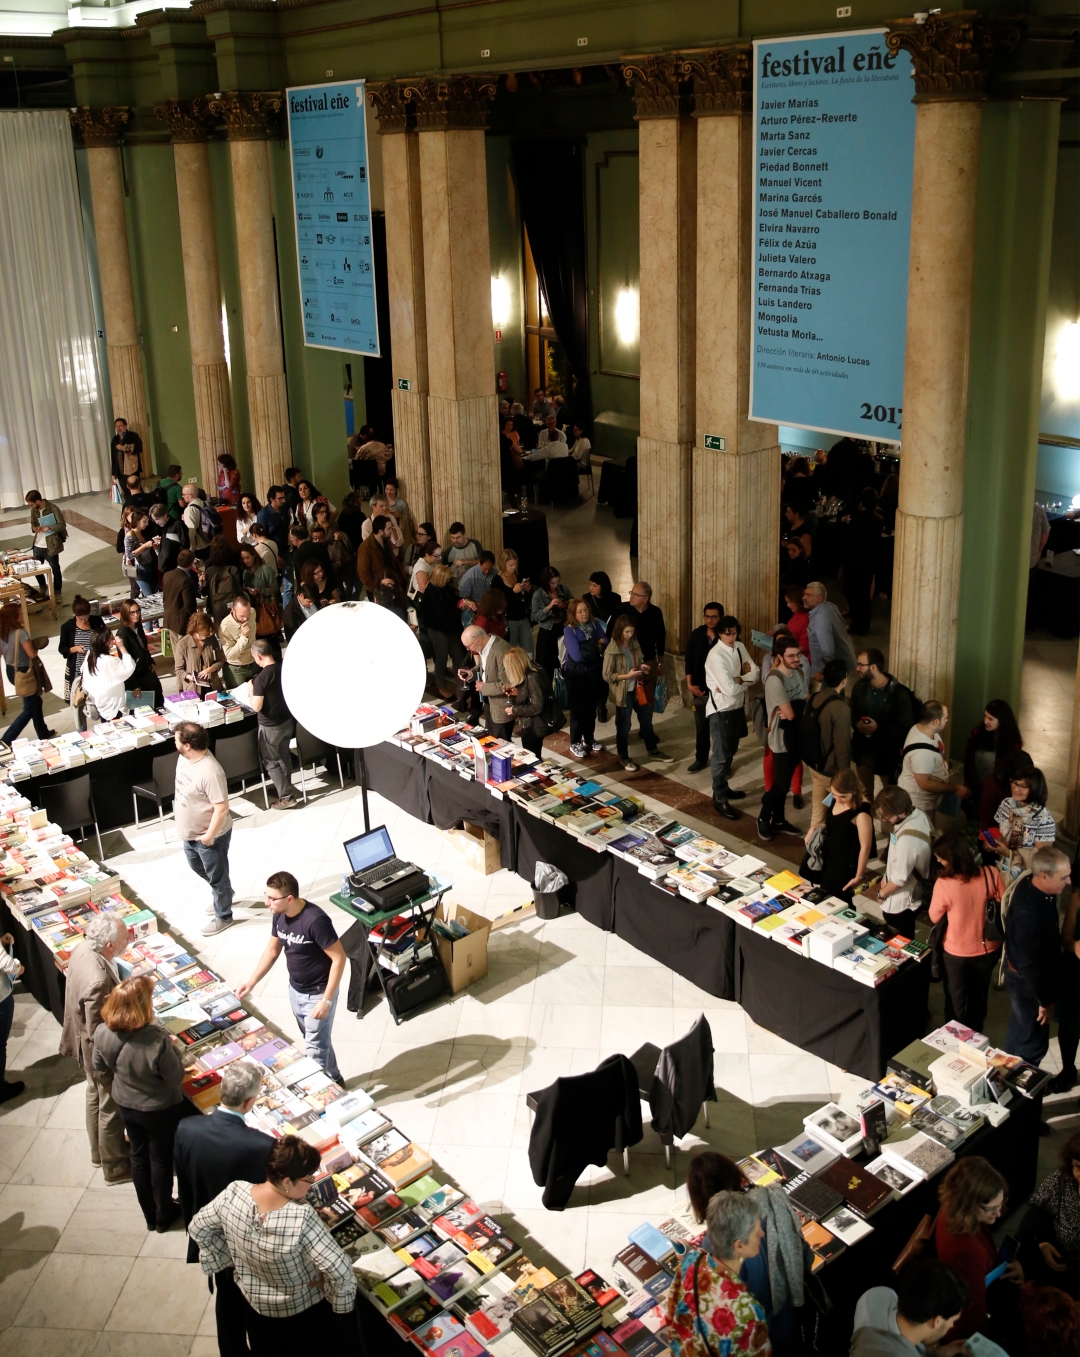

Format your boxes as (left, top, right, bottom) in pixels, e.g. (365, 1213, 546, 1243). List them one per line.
(692, 442, 780, 639)
(191, 362, 234, 489)
(637, 435, 692, 652)
(106, 342, 151, 476)
(390, 387, 432, 526)
(889, 509, 964, 709)
(247, 373, 290, 493)
(427, 393, 501, 556)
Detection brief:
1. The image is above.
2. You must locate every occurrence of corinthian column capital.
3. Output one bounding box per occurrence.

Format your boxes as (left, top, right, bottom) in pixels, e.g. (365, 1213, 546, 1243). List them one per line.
(367, 80, 413, 134)
(886, 11, 1023, 102)
(154, 97, 214, 144)
(400, 76, 497, 130)
(682, 45, 753, 117)
(622, 54, 691, 120)
(69, 106, 129, 147)
(206, 90, 283, 140)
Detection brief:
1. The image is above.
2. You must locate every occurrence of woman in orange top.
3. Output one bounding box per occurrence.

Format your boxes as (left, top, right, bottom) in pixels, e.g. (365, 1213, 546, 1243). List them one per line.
(927, 833, 1003, 1033)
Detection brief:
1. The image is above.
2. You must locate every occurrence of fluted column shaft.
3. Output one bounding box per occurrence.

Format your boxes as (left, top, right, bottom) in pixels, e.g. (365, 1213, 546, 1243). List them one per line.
(417, 123, 500, 553)
(889, 99, 982, 712)
(382, 129, 432, 524)
(84, 144, 150, 474)
(635, 113, 696, 653)
(691, 68, 779, 639)
(172, 138, 234, 489)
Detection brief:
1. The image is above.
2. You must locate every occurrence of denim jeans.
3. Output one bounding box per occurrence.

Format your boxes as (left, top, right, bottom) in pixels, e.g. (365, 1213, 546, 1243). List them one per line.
(182, 829, 234, 920)
(33, 545, 62, 593)
(282, 575, 294, 610)
(506, 617, 533, 656)
(136, 576, 156, 598)
(289, 984, 342, 1081)
(708, 708, 743, 801)
(3, 667, 50, 742)
(1003, 966, 1050, 1066)
(614, 704, 632, 760)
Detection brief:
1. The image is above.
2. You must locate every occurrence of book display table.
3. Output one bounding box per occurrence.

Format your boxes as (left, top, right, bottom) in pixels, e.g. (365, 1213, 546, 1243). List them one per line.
(0, 897, 67, 1022)
(364, 738, 933, 1082)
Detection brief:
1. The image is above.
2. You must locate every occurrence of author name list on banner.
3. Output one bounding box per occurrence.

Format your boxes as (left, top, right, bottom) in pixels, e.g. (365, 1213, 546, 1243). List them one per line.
(749, 31, 915, 443)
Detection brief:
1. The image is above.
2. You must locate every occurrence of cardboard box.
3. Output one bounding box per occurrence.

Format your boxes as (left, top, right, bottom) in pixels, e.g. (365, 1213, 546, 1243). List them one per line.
(449, 821, 501, 876)
(433, 901, 490, 993)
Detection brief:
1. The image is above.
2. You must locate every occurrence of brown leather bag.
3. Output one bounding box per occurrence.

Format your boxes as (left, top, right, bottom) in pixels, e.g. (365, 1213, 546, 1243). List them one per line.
(892, 1211, 937, 1274)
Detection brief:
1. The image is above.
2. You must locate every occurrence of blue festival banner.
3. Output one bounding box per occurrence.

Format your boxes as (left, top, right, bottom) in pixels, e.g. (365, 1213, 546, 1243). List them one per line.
(749, 30, 914, 443)
(287, 80, 380, 356)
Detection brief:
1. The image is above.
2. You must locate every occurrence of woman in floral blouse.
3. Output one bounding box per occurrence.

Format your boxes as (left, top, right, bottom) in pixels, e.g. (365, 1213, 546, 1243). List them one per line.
(666, 1190, 772, 1355)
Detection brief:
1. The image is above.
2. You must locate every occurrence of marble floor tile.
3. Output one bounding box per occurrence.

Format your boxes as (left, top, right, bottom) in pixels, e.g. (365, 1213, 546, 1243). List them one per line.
(90, 1334, 195, 1357)
(0, 1249, 49, 1327)
(431, 1091, 519, 1148)
(14, 1250, 134, 1329)
(748, 1052, 832, 1106)
(106, 1257, 213, 1334)
(0, 1328, 98, 1357)
(529, 1003, 605, 1050)
(54, 1194, 150, 1257)
(602, 965, 674, 1009)
(0, 1183, 85, 1250)
(0, 1127, 38, 1186)
(9, 1127, 98, 1189)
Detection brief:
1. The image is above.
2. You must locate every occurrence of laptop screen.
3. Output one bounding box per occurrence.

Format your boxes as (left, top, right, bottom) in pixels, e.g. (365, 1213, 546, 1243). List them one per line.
(344, 827, 394, 874)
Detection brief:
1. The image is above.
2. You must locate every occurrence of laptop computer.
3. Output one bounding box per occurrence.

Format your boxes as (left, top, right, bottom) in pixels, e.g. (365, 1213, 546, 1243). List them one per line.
(344, 826, 428, 908)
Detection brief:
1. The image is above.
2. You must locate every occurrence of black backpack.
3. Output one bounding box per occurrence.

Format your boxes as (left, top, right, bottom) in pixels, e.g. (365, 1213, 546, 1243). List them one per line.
(800, 692, 842, 772)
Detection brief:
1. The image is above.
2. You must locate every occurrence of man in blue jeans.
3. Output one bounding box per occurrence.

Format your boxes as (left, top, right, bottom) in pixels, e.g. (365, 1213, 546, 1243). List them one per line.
(236, 870, 347, 1085)
(173, 721, 236, 937)
(1003, 847, 1071, 1066)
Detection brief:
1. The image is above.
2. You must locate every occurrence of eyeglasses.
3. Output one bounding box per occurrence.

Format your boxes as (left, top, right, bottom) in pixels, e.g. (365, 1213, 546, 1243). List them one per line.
(265, 893, 289, 904)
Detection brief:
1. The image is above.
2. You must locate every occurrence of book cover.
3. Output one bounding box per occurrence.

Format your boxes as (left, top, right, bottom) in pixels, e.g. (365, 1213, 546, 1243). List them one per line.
(626, 1222, 676, 1264)
(775, 1133, 838, 1175)
(864, 1155, 920, 1197)
(803, 1103, 863, 1155)
(512, 1295, 575, 1355)
(787, 1175, 844, 1222)
(817, 1156, 894, 1218)
(821, 1206, 873, 1246)
(574, 1269, 621, 1310)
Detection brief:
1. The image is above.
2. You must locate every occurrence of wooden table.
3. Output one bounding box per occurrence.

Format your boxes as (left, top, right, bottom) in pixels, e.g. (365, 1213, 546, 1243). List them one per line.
(0, 563, 56, 623)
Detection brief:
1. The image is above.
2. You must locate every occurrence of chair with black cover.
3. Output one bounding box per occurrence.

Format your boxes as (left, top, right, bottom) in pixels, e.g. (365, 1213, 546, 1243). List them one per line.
(132, 749, 180, 838)
(631, 1013, 716, 1169)
(212, 728, 269, 809)
(294, 723, 344, 804)
(39, 774, 103, 860)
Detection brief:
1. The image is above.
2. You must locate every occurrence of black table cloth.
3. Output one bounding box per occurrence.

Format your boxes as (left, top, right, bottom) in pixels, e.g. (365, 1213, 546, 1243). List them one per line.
(513, 808, 614, 930)
(734, 923, 932, 1082)
(426, 763, 517, 872)
(610, 858, 736, 1002)
(501, 510, 549, 583)
(2, 900, 66, 1023)
(362, 740, 431, 824)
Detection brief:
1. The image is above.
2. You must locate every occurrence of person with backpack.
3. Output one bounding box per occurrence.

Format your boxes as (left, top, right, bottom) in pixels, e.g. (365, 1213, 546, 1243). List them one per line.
(201, 535, 243, 623)
(850, 648, 915, 800)
(802, 658, 853, 828)
(897, 700, 970, 828)
(871, 786, 933, 942)
(180, 483, 220, 555)
(926, 833, 1003, 1031)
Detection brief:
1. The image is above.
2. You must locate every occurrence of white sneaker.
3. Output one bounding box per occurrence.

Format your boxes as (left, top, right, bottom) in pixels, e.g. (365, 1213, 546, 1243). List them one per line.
(201, 916, 235, 936)
(622, 759, 639, 771)
(589, 742, 603, 754)
(569, 742, 587, 758)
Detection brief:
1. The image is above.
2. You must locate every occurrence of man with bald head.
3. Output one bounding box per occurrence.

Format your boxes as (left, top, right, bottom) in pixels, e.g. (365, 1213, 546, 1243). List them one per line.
(60, 912, 131, 1182)
(460, 625, 512, 738)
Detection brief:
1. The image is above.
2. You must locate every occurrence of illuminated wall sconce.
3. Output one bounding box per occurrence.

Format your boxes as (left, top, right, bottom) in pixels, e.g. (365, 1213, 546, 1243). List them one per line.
(1054, 320, 1080, 402)
(491, 276, 511, 328)
(614, 286, 638, 345)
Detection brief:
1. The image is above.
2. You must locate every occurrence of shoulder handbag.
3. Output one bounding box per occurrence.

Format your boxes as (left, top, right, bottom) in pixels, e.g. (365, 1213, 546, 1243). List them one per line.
(981, 865, 1006, 945)
(71, 671, 86, 709)
(11, 632, 38, 698)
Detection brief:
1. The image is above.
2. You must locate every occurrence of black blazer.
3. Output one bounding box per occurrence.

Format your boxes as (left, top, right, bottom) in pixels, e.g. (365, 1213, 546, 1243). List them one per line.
(174, 1106, 273, 1263)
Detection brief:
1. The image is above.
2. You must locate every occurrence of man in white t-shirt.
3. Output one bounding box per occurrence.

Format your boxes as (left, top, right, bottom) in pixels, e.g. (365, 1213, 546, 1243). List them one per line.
(870, 786, 932, 940)
(896, 700, 969, 822)
(173, 720, 235, 935)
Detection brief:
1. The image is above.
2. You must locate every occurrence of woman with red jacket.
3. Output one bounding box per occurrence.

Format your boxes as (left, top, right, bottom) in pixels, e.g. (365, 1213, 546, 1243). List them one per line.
(935, 1157, 1022, 1345)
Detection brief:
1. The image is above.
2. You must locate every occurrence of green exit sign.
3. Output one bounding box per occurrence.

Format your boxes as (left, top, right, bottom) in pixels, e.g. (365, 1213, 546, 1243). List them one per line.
(704, 434, 726, 451)
(397, 378, 414, 391)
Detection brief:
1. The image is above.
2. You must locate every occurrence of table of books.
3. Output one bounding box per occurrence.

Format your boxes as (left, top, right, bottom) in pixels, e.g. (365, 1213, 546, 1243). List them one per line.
(373, 707, 939, 1081)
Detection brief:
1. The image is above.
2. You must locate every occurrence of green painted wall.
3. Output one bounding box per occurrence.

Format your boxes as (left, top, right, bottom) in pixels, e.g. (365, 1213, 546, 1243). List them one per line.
(953, 99, 1060, 751)
(486, 135, 526, 408)
(123, 142, 199, 480)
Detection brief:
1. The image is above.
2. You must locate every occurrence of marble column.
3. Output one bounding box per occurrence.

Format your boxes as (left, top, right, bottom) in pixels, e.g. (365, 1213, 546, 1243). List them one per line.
(69, 107, 151, 475)
(406, 77, 500, 553)
(207, 91, 290, 493)
(369, 83, 432, 525)
(685, 48, 780, 639)
(885, 15, 1020, 715)
(623, 58, 696, 654)
(1067, 644, 1080, 842)
(156, 99, 234, 491)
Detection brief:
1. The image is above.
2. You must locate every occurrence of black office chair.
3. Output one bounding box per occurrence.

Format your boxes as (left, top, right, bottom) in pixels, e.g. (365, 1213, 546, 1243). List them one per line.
(132, 750, 180, 838)
(294, 724, 344, 804)
(39, 775, 104, 860)
(212, 728, 269, 809)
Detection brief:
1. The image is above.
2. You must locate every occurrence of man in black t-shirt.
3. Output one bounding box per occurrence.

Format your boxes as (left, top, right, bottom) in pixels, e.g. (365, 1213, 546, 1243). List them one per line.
(249, 640, 296, 809)
(236, 870, 346, 1084)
